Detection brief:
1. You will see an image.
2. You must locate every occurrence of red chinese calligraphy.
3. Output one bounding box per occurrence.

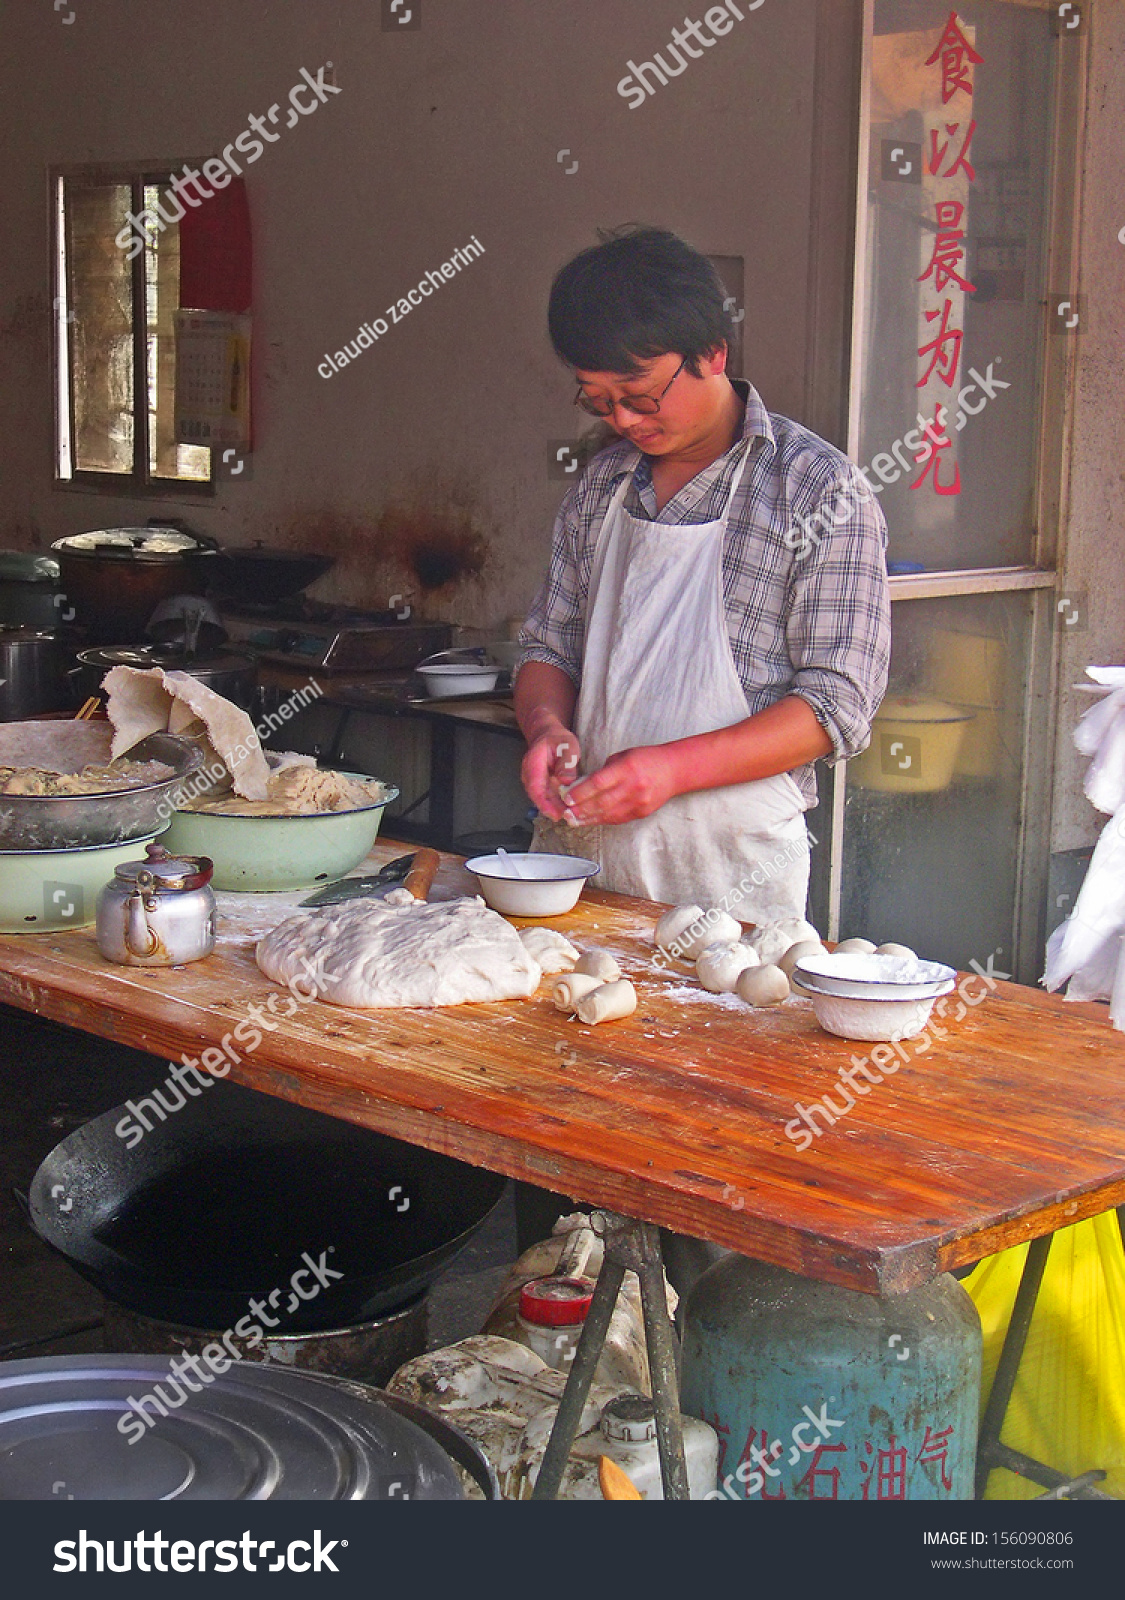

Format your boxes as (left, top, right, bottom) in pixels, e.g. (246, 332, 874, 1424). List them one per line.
(919, 200, 977, 296)
(928, 119, 978, 181)
(796, 1440, 846, 1501)
(916, 1424, 956, 1492)
(925, 11, 983, 104)
(917, 298, 964, 388)
(910, 405, 961, 495)
(859, 1436, 908, 1501)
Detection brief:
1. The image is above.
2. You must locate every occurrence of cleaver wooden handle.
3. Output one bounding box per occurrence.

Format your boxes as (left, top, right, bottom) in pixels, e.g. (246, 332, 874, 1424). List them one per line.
(403, 847, 441, 901)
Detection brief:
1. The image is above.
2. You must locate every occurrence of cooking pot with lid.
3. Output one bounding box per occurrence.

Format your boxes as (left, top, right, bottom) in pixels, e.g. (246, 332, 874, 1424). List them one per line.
(73, 644, 258, 712)
(0, 627, 71, 720)
(52, 525, 219, 643)
(0, 551, 63, 630)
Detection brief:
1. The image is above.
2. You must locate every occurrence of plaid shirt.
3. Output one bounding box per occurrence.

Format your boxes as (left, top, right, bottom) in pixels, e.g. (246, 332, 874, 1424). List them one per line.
(517, 381, 891, 807)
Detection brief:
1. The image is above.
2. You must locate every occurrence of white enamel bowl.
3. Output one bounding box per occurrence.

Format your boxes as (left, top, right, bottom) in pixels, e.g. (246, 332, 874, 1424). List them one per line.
(807, 989, 939, 1043)
(795, 951, 957, 1002)
(418, 664, 500, 698)
(465, 853, 599, 917)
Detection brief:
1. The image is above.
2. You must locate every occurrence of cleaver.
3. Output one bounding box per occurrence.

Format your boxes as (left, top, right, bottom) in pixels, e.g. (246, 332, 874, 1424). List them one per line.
(299, 848, 442, 908)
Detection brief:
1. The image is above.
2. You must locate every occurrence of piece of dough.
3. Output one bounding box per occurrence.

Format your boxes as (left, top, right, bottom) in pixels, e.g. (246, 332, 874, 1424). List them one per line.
(736, 964, 790, 1006)
(575, 979, 637, 1025)
(875, 941, 916, 959)
(778, 939, 828, 978)
(519, 927, 580, 975)
(836, 937, 878, 955)
(695, 941, 759, 994)
(104, 664, 271, 799)
(552, 972, 606, 1012)
(746, 917, 821, 967)
(654, 905, 705, 955)
(256, 894, 541, 1008)
(573, 950, 621, 982)
(681, 910, 742, 961)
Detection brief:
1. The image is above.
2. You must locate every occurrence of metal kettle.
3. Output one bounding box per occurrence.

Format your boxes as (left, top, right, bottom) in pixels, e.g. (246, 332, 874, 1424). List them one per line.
(96, 842, 216, 967)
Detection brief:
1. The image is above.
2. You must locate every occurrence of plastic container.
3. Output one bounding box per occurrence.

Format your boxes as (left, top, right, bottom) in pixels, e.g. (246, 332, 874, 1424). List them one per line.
(388, 1335, 718, 1500)
(848, 696, 974, 794)
(482, 1215, 668, 1394)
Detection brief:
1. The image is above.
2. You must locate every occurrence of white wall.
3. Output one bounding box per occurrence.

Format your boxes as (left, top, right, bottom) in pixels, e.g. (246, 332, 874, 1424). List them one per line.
(0, 0, 832, 633)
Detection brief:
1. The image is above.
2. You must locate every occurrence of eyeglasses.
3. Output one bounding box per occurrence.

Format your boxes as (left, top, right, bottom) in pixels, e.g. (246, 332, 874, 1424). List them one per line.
(573, 356, 688, 418)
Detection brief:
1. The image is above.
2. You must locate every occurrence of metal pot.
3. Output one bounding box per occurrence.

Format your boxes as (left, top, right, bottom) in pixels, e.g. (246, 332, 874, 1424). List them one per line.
(0, 627, 71, 720)
(52, 526, 219, 643)
(0, 552, 63, 630)
(73, 645, 258, 713)
(95, 841, 216, 967)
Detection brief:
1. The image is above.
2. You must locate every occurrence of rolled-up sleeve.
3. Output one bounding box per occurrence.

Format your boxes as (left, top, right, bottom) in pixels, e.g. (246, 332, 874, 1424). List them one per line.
(785, 474, 891, 762)
(515, 488, 586, 688)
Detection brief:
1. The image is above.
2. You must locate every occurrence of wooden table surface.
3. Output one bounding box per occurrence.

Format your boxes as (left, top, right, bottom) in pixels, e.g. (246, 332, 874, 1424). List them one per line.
(2, 838, 1123, 1296)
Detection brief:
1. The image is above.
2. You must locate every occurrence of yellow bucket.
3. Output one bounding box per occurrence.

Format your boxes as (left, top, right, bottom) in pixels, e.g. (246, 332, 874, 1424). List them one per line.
(849, 695, 974, 794)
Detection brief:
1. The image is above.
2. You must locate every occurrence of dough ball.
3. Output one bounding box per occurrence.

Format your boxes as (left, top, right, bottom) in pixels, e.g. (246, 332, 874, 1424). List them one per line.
(654, 905, 705, 955)
(552, 972, 605, 1012)
(736, 964, 791, 1007)
(778, 938, 828, 978)
(835, 937, 877, 955)
(680, 910, 742, 961)
(573, 950, 621, 983)
(695, 941, 760, 994)
(519, 926, 580, 975)
(746, 917, 820, 967)
(575, 978, 637, 1025)
(875, 941, 916, 959)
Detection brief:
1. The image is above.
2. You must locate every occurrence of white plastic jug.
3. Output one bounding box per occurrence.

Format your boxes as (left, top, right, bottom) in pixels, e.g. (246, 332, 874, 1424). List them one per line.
(388, 1334, 718, 1500)
(482, 1213, 674, 1394)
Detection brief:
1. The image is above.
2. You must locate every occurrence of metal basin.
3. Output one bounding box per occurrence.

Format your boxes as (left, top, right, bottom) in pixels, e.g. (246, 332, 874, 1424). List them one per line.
(0, 723, 203, 851)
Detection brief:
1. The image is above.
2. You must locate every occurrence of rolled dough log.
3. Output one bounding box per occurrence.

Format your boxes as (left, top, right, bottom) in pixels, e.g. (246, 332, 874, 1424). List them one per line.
(695, 941, 759, 994)
(552, 972, 605, 1012)
(256, 894, 541, 1008)
(573, 950, 621, 983)
(575, 979, 637, 1025)
(519, 926, 580, 975)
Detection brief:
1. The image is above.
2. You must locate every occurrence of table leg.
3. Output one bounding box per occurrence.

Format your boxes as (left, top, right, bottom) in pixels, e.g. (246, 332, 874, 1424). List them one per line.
(530, 1212, 690, 1501)
(974, 1232, 1113, 1501)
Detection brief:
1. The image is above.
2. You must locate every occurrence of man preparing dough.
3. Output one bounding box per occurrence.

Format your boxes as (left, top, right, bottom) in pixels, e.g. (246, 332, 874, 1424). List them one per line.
(515, 227, 890, 921)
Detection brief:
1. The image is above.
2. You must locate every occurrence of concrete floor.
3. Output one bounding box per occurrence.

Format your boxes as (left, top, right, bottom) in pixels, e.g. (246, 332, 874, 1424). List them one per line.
(0, 1002, 519, 1366)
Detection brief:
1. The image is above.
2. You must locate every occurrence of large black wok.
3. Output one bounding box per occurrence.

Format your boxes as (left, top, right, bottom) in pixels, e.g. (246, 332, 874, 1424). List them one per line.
(25, 1082, 506, 1332)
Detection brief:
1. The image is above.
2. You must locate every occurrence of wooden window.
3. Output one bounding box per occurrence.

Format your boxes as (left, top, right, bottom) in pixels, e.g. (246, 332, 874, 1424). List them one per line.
(53, 170, 213, 492)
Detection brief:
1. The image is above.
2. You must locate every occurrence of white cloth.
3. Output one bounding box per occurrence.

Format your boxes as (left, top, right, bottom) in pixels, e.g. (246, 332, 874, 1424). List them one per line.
(534, 447, 811, 917)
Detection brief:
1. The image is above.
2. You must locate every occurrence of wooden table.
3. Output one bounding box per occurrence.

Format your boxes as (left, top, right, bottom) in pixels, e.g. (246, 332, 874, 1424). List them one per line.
(2, 839, 1124, 1297)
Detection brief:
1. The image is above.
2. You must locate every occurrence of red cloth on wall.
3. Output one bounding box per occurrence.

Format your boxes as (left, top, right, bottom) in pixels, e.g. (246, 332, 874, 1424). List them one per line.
(178, 177, 252, 314)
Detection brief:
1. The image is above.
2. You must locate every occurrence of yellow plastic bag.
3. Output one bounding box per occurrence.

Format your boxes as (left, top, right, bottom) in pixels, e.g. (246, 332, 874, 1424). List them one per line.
(964, 1212, 1125, 1499)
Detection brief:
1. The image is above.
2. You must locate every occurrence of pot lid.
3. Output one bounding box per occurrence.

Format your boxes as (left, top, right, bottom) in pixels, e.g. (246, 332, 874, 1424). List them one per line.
(0, 1356, 465, 1500)
(0, 551, 60, 583)
(78, 646, 254, 673)
(113, 841, 213, 890)
(0, 626, 58, 644)
(52, 527, 215, 560)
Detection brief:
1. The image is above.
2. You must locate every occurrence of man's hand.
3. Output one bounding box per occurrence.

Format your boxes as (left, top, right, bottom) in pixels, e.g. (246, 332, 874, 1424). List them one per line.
(563, 745, 681, 826)
(521, 727, 582, 821)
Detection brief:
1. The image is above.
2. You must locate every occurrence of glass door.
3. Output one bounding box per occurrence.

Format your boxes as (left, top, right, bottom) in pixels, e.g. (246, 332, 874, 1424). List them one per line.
(823, 0, 1085, 982)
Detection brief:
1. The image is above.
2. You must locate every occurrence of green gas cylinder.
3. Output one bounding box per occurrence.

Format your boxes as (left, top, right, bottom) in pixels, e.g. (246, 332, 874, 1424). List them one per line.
(680, 1257, 981, 1501)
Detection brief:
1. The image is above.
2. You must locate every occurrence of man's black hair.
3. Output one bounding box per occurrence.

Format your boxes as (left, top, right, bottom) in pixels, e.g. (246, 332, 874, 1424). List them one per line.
(548, 225, 733, 378)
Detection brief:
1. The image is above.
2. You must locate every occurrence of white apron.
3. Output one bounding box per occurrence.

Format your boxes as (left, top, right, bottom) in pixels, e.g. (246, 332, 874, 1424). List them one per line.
(533, 448, 811, 919)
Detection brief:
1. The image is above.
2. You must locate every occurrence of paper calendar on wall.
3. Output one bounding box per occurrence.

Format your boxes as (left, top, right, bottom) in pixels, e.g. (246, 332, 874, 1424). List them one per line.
(174, 310, 251, 447)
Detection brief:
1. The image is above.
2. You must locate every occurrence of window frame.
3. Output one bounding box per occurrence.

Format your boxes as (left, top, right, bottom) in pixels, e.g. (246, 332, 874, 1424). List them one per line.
(50, 162, 217, 499)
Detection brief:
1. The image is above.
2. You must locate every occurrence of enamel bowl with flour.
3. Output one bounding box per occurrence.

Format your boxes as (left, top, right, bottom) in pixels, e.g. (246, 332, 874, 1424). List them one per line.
(795, 951, 957, 1042)
(465, 854, 600, 917)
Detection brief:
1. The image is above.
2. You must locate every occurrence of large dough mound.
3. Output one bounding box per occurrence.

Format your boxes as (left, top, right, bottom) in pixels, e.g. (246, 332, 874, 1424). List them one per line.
(256, 894, 542, 1009)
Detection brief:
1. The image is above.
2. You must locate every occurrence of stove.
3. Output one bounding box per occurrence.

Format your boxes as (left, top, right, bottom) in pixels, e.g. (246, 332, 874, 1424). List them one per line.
(217, 600, 453, 673)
